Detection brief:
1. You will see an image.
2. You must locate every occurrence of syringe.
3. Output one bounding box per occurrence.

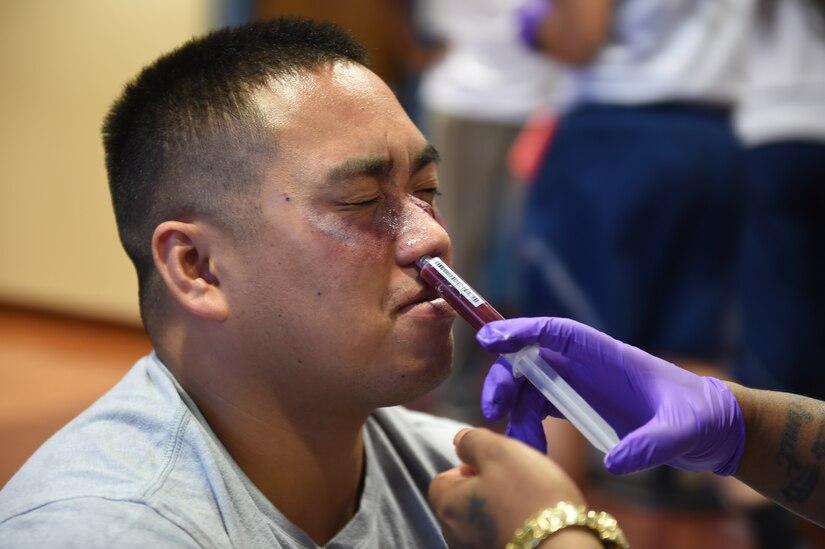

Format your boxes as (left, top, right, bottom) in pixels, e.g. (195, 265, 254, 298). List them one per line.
(416, 255, 619, 454)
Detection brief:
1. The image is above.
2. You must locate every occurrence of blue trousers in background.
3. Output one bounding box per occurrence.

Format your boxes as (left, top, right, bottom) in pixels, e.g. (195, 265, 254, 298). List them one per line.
(736, 141, 825, 400)
(520, 103, 744, 360)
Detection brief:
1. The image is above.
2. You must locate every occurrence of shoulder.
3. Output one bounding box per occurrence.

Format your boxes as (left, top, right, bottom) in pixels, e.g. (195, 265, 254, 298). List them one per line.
(0, 354, 193, 523)
(0, 497, 201, 548)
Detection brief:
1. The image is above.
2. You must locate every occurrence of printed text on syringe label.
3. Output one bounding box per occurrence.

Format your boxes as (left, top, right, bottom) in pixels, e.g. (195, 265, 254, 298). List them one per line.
(428, 257, 487, 307)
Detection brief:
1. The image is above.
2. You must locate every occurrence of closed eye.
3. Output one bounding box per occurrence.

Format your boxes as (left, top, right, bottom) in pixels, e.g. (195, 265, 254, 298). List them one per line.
(415, 188, 442, 203)
(340, 196, 381, 207)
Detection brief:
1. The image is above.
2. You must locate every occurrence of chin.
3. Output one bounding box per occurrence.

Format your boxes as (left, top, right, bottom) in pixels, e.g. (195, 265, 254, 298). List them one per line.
(404, 345, 454, 399)
(372, 338, 454, 408)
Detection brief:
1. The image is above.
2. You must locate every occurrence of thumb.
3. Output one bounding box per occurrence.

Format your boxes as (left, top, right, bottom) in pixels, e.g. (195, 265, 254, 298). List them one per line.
(453, 428, 510, 474)
(476, 318, 548, 353)
(504, 382, 550, 453)
(481, 359, 519, 421)
(604, 420, 685, 475)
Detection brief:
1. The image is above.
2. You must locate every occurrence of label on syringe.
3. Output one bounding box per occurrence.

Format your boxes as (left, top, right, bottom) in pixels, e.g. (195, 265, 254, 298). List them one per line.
(428, 257, 486, 307)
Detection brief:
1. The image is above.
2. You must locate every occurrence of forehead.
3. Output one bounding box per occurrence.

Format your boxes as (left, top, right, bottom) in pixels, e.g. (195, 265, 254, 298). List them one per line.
(250, 62, 425, 185)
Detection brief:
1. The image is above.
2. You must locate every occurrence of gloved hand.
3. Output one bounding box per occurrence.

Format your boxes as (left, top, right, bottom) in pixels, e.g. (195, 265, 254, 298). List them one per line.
(478, 317, 746, 476)
(516, 0, 553, 50)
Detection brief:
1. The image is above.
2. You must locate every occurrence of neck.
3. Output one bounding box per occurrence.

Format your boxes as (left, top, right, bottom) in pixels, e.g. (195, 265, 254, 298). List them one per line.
(163, 345, 369, 546)
(211, 402, 367, 545)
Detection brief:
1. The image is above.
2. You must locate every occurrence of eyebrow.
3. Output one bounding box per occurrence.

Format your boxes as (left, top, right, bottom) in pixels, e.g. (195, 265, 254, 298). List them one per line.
(412, 143, 440, 173)
(326, 143, 440, 184)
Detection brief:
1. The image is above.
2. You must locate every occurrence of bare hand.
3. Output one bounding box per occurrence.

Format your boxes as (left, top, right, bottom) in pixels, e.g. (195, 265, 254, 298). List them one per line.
(429, 428, 596, 548)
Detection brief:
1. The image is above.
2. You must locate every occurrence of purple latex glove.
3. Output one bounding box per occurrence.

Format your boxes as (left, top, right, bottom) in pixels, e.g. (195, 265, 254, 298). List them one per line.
(481, 356, 553, 453)
(516, 0, 553, 50)
(478, 317, 746, 476)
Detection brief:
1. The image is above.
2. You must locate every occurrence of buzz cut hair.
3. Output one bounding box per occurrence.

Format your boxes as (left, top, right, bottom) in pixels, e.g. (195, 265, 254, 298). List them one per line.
(102, 18, 367, 334)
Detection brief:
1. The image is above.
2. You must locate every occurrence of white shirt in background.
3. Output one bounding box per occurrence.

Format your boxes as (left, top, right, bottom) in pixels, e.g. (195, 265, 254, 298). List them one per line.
(736, 0, 825, 146)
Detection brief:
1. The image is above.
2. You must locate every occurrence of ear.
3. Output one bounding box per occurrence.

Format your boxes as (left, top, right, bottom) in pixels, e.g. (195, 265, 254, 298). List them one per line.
(152, 221, 229, 321)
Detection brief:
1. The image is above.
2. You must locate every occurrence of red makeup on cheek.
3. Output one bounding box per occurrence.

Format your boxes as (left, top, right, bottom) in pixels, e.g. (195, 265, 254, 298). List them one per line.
(306, 206, 386, 248)
(415, 255, 504, 331)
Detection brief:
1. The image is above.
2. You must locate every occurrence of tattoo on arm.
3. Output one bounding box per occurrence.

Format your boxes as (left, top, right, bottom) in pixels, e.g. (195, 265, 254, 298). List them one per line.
(811, 411, 825, 460)
(778, 403, 823, 503)
(466, 493, 498, 548)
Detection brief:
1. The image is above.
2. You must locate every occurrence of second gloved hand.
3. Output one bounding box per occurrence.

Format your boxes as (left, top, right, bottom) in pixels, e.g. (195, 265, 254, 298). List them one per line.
(478, 317, 746, 476)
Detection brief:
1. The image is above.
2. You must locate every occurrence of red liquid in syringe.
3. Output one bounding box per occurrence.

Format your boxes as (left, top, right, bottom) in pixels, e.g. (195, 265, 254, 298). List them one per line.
(415, 255, 504, 331)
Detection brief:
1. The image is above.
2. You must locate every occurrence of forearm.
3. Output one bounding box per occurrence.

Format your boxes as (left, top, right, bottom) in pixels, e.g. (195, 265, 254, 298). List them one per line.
(727, 382, 825, 526)
(534, 0, 611, 66)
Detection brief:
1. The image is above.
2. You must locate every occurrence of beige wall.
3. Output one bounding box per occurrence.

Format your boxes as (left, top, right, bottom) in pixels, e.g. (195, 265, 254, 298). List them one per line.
(0, 1, 213, 324)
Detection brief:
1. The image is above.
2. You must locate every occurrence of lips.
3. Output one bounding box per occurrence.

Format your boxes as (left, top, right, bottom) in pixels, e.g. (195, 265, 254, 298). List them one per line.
(397, 289, 456, 319)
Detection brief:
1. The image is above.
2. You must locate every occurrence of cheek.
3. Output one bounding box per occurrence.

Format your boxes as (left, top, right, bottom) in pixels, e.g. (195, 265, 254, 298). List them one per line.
(305, 208, 395, 265)
(276, 222, 390, 312)
(313, 225, 389, 278)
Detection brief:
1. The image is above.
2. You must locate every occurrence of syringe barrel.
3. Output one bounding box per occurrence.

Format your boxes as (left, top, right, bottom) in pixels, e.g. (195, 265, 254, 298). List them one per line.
(504, 345, 619, 454)
(415, 255, 620, 454)
(416, 255, 503, 331)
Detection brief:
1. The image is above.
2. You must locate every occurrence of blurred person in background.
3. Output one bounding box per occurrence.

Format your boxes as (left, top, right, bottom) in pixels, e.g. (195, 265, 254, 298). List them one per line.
(410, 0, 567, 422)
(731, 2, 825, 544)
(516, 0, 746, 406)
(735, 0, 825, 419)
(508, 1, 795, 547)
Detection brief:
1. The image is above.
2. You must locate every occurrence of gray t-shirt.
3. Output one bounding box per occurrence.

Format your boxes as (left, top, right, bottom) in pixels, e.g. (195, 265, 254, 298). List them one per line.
(0, 353, 467, 548)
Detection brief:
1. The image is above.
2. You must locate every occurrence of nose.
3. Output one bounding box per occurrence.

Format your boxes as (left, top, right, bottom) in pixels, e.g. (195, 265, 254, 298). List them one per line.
(395, 194, 451, 268)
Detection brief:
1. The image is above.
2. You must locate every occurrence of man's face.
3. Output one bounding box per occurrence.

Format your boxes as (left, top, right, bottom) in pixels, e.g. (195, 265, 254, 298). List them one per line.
(219, 61, 456, 411)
